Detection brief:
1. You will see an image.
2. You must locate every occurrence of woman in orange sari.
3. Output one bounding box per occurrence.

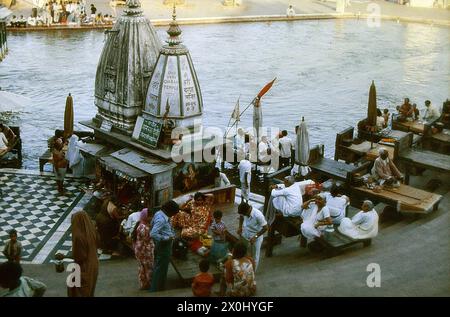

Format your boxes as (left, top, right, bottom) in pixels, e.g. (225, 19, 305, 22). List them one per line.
(172, 192, 214, 240)
(68, 211, 99, 297)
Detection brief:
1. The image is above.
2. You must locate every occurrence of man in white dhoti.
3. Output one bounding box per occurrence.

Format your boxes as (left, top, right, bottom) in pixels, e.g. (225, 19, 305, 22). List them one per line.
(323, 185, 349, 225)
(237, 202, 268, 271)
(300, 195, 332, 244)
(258, 135, 272, 174)
(66, 135, 84, 177)
(423, 100, 440, 121)
(234, 128, 245, 160)
(264, 176, 302, 225)
(338, 200, 378, 240)
(372, 148, 403, 187)
(238, 156, 252, 202)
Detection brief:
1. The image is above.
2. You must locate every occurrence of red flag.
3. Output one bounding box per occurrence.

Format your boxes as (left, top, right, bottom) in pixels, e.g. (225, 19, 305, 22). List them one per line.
(257, 77, 277, 99)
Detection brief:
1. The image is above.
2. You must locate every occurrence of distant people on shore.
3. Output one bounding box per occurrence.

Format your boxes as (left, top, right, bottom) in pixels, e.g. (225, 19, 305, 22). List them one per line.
(286, 4, 296, 18)
(8, 1, 115, 28)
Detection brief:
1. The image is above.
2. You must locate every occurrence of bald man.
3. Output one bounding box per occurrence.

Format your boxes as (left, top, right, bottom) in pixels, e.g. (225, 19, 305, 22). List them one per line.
(371, 148, 403, 186)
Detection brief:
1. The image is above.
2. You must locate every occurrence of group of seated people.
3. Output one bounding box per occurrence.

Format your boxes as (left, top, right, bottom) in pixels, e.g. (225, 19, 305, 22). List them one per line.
(0, 123, 17, 157)
(396, 98, 441, 122)
(7, 1, 115, 28)
(265, 175, 379, 248)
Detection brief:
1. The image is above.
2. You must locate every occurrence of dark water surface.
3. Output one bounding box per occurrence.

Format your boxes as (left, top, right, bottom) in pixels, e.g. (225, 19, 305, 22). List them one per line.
(1, 19, 449, 169)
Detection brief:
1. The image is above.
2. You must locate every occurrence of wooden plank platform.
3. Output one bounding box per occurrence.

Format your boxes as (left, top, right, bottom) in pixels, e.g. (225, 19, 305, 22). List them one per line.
(352, 184, 442, 214)
(392, 120, 426, 134)
(398, 149, 450, 184)
(317, 229, 372, 257)
(347, 141, 395, 161)
(309, 157, 358, 182)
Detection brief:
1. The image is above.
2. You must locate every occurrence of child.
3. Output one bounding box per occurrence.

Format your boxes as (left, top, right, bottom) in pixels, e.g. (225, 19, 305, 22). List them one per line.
(383, 108, 390, 127)
(192, 259, 214, 297)
(2, 229, 22, 263)
(208, 210, 229, 264)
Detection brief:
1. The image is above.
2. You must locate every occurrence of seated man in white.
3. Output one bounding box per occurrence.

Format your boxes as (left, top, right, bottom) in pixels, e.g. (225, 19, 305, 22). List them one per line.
(300, 195, 332, 244)
(323, 185, 349, 225)
(265, 176, 302, 225)
(338, 200, 378, 240)
(372, 148, 403, 187)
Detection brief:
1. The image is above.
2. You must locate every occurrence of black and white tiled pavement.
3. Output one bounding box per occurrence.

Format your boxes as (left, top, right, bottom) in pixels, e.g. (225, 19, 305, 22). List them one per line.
(0, 170, 85, 264)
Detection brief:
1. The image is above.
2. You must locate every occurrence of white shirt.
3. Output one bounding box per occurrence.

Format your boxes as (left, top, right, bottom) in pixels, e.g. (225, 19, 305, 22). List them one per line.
(215, 172, 231, 188)
(242, 207, 267, 240)
(324, 192, 348, 224)
(0, 132, 8, 149)
(301, 203, 331, 226)
(271, 183, 302, 217)
(258, 141, 270, 162)
(278, 137, 293, 158)
(234, 134, 245, 152)
(238, 159, 252, 185)
(423, 105, 440, 120)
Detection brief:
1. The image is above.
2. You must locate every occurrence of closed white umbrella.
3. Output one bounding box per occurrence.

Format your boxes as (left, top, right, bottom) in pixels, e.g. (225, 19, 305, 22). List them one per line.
(295, 117, 311, 176)
(0, 90, 31, 113)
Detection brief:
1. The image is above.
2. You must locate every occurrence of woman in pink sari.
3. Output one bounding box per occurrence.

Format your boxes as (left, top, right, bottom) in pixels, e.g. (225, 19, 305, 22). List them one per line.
(132, 208, 154, 290)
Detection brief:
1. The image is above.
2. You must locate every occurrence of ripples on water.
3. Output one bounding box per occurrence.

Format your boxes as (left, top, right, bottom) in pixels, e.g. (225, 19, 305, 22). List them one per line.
(1, 20, 449, 169)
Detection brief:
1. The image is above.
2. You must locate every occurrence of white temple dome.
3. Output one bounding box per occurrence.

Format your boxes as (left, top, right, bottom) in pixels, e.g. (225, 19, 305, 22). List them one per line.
(143, 5, 203, 131)
(94, 0, 162, 133)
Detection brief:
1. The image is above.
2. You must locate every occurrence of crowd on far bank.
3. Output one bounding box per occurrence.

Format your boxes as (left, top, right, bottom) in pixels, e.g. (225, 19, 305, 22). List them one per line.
(6, 1, 115, 28)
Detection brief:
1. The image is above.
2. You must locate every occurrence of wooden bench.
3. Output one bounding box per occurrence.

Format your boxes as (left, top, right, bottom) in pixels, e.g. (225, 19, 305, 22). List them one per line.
(308, 144, 370, 186)
(394, 132, 450, 184)
(39, 149, 52, 172)
(317, 229, 372, 258)
(351, 183, 442, 214)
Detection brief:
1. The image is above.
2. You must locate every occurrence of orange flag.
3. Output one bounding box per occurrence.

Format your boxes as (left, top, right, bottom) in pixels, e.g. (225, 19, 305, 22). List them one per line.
(257, 77, 277, 99)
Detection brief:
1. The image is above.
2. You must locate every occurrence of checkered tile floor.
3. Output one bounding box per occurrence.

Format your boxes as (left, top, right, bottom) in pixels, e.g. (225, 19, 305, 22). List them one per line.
(0, 172, 83, 263)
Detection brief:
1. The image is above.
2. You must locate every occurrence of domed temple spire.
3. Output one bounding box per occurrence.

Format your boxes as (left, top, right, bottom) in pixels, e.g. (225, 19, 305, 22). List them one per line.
(166, 3, 182, 46)
(143, 6, 203, 132)
(94, 0, 162, 133)
(124, 0, 143, 16)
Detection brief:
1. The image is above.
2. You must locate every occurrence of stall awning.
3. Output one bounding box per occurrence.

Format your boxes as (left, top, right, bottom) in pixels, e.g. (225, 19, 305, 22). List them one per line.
(110, 148, 176, 175)
(78, 143, 108, 157)
(99, 155, 148, 181)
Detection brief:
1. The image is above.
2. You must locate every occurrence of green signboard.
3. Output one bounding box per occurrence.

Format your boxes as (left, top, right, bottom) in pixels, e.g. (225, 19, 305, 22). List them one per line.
(138, 118, 162, 148)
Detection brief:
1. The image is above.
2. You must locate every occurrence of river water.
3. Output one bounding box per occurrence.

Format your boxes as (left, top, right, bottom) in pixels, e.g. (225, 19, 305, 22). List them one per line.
(1, 19, 449, 169)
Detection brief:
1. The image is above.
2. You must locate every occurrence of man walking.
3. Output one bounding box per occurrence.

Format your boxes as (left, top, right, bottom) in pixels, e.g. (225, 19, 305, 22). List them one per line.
(237, 202, 268, 271)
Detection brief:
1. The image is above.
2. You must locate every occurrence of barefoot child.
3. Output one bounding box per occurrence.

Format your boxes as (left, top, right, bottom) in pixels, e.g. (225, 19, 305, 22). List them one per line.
(2, 229, 22, 263)
(208, 210, 229, 264)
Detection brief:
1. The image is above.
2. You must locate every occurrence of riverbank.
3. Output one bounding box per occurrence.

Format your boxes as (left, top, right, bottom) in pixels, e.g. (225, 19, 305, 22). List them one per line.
(5, 0, 450, 30)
